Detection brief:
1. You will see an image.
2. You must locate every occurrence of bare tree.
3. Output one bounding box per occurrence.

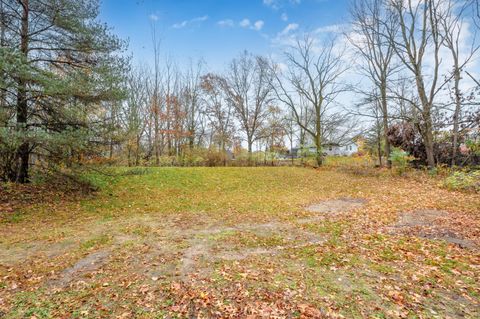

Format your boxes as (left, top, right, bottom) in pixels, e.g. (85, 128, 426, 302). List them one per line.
(150, 22, 162, 165)
(122, 65, 148, 166)
(387, 0, 447, 168)
(224, 51, 274, 157)
(350, 0, 397, 167)
(183, 59, 204, 150)
(259, 105, 286, 165)
(471, 0, 480, 28)
(201, 73, 235, 154)
(162, 57, 181, 156)
(271, 35, 350, 166)
(284, 110, 298, 165)
(440, 0, 479, 165)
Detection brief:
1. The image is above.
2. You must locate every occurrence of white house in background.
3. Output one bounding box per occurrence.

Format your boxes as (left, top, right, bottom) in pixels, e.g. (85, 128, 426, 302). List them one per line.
(291, 140, 359, 157)
(323, 142, 358, 156)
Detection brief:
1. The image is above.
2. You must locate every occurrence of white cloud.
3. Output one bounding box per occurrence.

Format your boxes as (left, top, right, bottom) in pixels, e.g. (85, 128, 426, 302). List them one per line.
(271, 23, 300, 47)
(239, 18, 264, 31)
(172, 21, 188, 29)
(276, 61, 288, 72)
(280, 23, 299, 36)
(253, 20, 265, 31)
(281, 13, 288, 21)
(240, 18, 251, 28)
(217, 19, 235, 28)
(263, 0, 301, 10)
(272, 22, 349, 51)
(149, 14, 159, 21)
(172, 15, 209, 29)
(263, 0, 276, 7)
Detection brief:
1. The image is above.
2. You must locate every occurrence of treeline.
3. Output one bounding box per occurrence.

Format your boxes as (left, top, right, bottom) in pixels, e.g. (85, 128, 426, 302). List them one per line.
(1, 0, 480, 183)
(114, 53, 291, 168)
(105, 41, 361, 168)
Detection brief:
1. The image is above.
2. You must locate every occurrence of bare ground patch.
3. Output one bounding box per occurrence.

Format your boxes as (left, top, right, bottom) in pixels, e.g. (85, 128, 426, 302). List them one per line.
(0, 240, 78, 266)
(48, 249, 111, 288)
(386, 210, 477, 249)
(179, 221, 327, 278)
(298, 198, 367, 223)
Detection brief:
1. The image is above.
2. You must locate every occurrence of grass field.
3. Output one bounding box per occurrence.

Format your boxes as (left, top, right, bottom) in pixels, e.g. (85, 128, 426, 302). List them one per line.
(0, 167, 479, 318)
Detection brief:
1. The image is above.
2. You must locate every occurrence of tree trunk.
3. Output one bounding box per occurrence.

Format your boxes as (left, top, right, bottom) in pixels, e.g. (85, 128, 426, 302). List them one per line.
(166, 103, 172, 156)
(290, 135, 294, 166)
(16, 83, 29, 183)
(109, 138, 114, 160)
(314, 133, 323, 167)
(247, 141, 252, 153)
(377, 139, 382, 167)
(222, 142, 227, 167)
(135, 135, 141, 166)
(264, 144, 267, 166)
(154, 106, 160, 166)
(380, 83, 391, 168)
(377, 120, 383, 167)
(299, 131, 305, 165)
(127, 146, 132, 167)
(247, 136, 253, 165)
(189, 130, 195, 150)
(15, 0, 29, 183)
(315, 107, 323, 167)
(424, 118, 436, 169)
(0, 0, 6, 112)
(451, 67, 461, 166)
(415, 72, 436, 169)
(0, 0, 4, 47)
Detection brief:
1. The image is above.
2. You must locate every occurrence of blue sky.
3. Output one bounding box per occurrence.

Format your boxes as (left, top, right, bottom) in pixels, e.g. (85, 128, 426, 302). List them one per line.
(99, 0, 349, 71)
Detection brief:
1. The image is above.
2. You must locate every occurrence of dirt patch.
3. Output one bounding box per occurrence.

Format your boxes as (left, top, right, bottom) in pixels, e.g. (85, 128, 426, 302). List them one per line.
(0, 218, 144, 266)
(180, 222, 326, 277)
(197, 221, 285, 235)
(297, 198, 367, 224)
(181, 238, 212, 277)
(395, 209, 445, 227)
(181, 236, 327, 277)
(421, 230, 476, 249)
(388, 210, 477, 249)
(0, 240, 78, 266)
(49, 250, 110, 288)
(305, 198, 367, 214)
(217, 247, 276, 261)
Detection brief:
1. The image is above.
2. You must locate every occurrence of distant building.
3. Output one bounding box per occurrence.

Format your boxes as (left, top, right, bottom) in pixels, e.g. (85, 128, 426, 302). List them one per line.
(323, 142, 358, 156)
(291, 140, 359, 157)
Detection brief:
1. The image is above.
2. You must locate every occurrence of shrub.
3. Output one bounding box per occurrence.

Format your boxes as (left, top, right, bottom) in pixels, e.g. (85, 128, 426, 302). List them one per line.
(465, 140, 480, 156)
(156, 156, 176, 167)
(205, 149, 228, 166)
(389, 148, 414, 175)
(444, 170, 480, 192)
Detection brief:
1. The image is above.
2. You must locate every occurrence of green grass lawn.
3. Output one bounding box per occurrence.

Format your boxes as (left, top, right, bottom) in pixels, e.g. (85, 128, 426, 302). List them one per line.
(1, 167, 479, 318)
